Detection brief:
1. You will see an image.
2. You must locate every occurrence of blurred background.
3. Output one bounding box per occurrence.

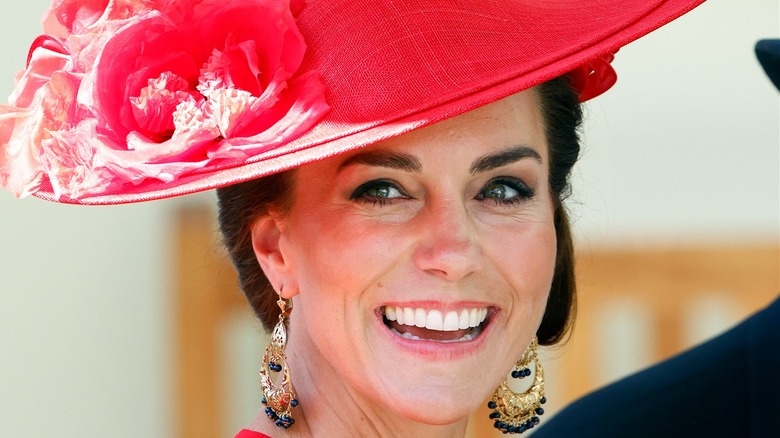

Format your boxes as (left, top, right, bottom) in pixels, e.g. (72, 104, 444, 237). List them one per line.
(0, 1, 777, 437)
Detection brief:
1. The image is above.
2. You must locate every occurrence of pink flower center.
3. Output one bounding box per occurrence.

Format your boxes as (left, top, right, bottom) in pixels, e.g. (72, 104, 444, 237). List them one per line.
(130, 72, 194, 138)
(197, 39, 264, 99)
(130, 38, 269, 141)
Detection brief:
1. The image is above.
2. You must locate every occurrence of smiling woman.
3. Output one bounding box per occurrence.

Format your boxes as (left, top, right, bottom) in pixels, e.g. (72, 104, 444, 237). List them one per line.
(0, 0, 707, 436)
(217, 81, 580, 435)
(242, 90, 556, 433)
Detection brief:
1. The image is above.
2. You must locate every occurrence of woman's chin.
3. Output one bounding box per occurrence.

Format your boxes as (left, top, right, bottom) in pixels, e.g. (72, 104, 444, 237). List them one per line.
(360, 319, 501, 426)
(374, 385, 483, 426)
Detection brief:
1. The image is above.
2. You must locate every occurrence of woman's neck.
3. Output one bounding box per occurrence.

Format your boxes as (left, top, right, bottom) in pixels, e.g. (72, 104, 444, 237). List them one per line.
(246, 340, 470, 437)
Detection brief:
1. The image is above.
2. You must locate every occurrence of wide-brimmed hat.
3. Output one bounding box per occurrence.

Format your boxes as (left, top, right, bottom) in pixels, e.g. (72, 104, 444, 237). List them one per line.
(0, 0, 705, 205)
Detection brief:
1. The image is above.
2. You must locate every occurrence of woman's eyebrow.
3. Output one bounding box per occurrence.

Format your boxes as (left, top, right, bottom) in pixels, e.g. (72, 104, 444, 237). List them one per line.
(337, 151, 423, 173)
(470, 146, 542, 174)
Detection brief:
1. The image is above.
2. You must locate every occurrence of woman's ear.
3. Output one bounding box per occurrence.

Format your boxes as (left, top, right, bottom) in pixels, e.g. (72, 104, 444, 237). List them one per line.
(250, 215, 299, 298)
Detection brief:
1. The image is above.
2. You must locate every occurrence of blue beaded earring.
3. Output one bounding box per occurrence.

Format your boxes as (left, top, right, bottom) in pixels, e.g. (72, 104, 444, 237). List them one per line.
(259, 292, 299, 429)
(488, 337, 546, 434)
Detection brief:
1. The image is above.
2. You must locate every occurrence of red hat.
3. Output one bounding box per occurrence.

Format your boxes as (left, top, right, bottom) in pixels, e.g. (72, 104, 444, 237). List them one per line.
(0, 0, 705, 205)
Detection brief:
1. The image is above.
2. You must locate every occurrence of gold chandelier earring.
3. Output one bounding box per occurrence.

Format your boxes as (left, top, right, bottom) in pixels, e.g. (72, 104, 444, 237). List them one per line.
(487, 336, 546, 434)
(259, 290, 298, 430)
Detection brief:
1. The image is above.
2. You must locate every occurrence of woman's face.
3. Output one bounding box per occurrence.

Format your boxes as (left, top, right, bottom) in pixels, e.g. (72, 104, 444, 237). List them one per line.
(255, 89, 557, 424)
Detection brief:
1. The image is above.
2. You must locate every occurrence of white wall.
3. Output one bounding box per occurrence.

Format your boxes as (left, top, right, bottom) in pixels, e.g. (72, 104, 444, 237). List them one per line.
(0, 3, 177, 436)
(0, 1, 777, 437)
(573, 1, 779, 247)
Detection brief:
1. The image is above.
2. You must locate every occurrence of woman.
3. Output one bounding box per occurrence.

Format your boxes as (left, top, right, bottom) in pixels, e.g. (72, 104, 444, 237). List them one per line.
(0, 0, 705, 436)
(219, 82, 576, 436)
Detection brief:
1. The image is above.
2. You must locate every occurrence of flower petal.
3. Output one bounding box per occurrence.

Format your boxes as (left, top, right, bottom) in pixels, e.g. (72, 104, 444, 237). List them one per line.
(2, 0, 330, 200)
(10, 36, 71, 108)
(43, 0, 109, 37)
(130, 71, 194, 136)
(0, 106, 46, 198)
(42, 128, 106, 200)
(193, 0, 304, 86)
(198, 39, 264, 99)
(79, 11, 199, 140)
(210, 70, 329, 158)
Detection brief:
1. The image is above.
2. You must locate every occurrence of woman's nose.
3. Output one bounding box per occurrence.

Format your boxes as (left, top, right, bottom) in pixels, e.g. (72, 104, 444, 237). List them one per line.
(411, 198, 482, 281)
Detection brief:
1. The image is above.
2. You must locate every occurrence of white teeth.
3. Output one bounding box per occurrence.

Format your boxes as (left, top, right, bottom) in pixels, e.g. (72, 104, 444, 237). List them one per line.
(414, 308, 426, 327)
(426, 310, 444, 331)
(469, 309, 478, 327)
(400, 330, 420, 340)
(458, 309, 469, 329)
(383, 306, 489, 331)
(442, 311, 459, 331)
(403, 308, 415, 326)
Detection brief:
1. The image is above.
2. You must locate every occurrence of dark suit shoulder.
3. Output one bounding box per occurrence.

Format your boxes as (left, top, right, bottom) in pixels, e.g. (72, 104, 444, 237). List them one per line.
(532, 296, 780, 438)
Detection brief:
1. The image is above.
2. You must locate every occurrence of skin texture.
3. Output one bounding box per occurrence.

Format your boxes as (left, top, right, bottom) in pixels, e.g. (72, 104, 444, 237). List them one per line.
(248, 89, 557, 437)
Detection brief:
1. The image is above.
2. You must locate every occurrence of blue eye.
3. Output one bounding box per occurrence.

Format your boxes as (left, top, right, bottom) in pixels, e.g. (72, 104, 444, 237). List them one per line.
(476, 178, 534, 205)
(350, 179, 408, 205)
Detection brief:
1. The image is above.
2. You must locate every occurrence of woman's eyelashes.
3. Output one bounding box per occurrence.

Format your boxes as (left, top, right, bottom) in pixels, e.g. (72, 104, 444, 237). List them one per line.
(476, 178, 535, 205)
(350, 179, 409, 206)
(350, 177, 534, 207)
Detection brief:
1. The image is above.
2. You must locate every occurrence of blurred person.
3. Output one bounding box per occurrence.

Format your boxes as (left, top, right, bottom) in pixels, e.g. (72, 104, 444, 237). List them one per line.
(532, 39, 780, 438)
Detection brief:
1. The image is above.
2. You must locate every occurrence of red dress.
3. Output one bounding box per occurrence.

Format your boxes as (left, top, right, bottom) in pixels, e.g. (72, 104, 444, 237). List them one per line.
(234, 429, 272, 438)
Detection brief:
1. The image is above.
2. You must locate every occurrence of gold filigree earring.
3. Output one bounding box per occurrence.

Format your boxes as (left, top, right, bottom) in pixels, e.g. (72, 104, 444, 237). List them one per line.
(260, 291, 298, 429)
(487, 336, 546, 434)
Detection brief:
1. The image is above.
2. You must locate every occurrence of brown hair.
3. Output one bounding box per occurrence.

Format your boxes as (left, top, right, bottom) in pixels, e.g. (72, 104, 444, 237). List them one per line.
(217, 171, 296, 328)
(535, 76, 582, 344)
(217, 75, 582, 345)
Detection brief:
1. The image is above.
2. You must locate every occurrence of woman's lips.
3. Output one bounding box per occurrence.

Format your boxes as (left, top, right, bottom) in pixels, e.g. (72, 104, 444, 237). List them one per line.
(380, 305, 492, 343)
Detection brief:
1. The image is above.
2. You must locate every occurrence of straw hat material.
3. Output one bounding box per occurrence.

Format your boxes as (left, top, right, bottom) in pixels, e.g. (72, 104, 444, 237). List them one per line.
(0, 0, 705, 205)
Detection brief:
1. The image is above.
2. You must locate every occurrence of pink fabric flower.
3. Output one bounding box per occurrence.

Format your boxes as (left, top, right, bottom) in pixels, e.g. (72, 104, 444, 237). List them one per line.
(42, 0, 198, 38)
(1, 0, 329, 200)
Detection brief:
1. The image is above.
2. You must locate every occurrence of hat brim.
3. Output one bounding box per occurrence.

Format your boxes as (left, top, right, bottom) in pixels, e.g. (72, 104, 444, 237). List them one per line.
(33, 0, 705, 205)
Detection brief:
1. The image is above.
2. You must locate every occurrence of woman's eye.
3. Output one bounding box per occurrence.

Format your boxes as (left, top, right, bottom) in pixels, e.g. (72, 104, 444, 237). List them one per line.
(350, 180, 408, 205)
(476, 178, 534, 205)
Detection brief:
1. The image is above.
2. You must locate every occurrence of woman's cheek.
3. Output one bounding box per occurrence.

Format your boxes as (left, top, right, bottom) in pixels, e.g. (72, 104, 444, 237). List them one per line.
(493, 221, 556, 299)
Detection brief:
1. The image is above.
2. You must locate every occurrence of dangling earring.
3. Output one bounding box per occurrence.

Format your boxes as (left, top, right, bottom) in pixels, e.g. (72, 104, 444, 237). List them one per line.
(259, 290, 298, 429)
(487, 336, 547, 434)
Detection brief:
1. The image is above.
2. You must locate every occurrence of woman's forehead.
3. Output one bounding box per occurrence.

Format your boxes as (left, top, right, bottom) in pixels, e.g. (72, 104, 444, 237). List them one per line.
(339, 90, 547, 164)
